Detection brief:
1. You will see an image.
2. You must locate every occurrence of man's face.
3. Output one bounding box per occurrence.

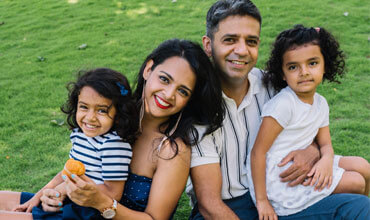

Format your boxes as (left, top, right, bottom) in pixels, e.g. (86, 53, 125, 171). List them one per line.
(203, 15, 260, 85)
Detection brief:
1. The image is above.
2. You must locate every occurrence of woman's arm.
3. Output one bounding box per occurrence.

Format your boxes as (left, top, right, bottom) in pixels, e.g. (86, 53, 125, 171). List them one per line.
(251, 116, 282, 220)
(63, 139, 191, 220)
(96, 181, 125, 201)
(144, 139, 191, 219)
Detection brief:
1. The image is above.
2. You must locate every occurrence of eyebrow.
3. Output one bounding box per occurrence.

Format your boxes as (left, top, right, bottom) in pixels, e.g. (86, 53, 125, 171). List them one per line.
(78, 101, 110, 108)
(222, 34, 260, 40)
(285, 57, 320, 66)
(160, 70, 193, 94)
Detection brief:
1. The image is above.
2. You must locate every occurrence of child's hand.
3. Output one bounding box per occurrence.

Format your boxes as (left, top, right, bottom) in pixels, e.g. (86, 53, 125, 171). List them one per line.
(12, 192, 42, 212)
(256, 199, 278, 220)
(307, 156, 333, 191)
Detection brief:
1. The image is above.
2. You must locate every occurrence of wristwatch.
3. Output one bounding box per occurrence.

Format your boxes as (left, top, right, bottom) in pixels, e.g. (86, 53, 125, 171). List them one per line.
(101, 199, 117, 219)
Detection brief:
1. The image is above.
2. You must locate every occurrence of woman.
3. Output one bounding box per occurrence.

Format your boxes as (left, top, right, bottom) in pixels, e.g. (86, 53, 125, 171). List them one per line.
(32, 39, 223, 220)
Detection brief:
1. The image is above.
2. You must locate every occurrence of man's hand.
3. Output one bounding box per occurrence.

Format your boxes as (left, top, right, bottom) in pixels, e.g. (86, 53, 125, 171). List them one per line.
(278, 143, 320, 187)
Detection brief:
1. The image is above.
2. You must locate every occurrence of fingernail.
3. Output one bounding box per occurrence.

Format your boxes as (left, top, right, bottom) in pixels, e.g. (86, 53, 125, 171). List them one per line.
(56, 192, 60, 198)
(58, 202, 62, 207)
(60, 208, 63, 211)
(71, 174, 76, 179)
(62, 175, 67, 180)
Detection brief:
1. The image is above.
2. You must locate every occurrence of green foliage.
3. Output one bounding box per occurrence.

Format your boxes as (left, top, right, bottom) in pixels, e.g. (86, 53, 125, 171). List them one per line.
(0, 0, 369, 218)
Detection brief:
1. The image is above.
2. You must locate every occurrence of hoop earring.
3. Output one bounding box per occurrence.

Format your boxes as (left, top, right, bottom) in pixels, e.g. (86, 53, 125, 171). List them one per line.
(157, 111, 182, 152)
(139, 82, 146, 132)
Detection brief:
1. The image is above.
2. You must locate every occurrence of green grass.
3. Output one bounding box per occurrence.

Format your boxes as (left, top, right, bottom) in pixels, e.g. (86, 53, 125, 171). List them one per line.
(0, 0, 369, 219)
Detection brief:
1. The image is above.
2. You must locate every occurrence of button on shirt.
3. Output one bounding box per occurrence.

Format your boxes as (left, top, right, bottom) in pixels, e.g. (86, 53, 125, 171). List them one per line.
(187, 68, 274, 203)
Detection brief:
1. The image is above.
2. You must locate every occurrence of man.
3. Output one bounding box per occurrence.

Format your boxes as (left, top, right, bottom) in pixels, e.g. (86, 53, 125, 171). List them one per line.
(186, 0, 370, 219)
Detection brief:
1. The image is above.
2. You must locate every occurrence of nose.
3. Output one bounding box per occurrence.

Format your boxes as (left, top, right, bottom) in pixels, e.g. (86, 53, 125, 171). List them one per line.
(234, 41, 249, 57)
(300, 65, 310, 76)
(86, 110, 97, 121)
(164, 86, 176, 100)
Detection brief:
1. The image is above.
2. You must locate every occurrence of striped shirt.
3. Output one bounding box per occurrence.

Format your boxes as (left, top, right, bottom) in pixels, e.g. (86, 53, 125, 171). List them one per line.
(187, 68, 274, 203)
(69, 128, 132, 184)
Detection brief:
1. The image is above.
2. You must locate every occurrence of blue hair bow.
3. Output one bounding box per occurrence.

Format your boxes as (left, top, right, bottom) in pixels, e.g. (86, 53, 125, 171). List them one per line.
(116, 82, 129, 96)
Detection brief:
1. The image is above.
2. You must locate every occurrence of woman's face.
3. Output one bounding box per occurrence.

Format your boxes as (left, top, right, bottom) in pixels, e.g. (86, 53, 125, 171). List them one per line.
(143, 56, 196, 121)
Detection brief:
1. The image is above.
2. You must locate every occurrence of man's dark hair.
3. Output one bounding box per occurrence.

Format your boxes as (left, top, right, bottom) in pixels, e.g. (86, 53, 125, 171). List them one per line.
(206, 0, 261, 39)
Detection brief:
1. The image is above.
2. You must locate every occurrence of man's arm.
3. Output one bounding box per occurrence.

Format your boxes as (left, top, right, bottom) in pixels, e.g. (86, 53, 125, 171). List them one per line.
(278, 142, 320, 186)
(191, 164, 239, 220)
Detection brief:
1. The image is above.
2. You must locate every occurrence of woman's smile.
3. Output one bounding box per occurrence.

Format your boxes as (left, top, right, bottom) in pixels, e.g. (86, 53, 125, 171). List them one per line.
(154, 95, 171, 109)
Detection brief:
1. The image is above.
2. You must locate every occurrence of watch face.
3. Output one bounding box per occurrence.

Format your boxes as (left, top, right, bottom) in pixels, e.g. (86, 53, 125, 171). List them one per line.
(103, 209, 116, 219)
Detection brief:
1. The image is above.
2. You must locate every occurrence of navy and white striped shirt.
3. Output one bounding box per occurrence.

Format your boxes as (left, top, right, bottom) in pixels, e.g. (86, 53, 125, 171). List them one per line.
(187, 68, 274, 202)
(69, 128, 132, 184)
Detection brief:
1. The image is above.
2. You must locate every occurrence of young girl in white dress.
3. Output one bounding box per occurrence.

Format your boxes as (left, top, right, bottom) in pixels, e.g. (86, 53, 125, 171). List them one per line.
(247, 24, 370, 219)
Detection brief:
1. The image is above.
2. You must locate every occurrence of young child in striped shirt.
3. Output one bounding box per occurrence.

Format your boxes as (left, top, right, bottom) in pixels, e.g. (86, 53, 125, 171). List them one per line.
(8, 68, 139, 219)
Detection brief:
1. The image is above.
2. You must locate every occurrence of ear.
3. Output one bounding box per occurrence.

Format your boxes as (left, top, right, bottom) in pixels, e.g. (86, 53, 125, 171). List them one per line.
(202, 35, 212, 57)
(143, 59, 154, 80)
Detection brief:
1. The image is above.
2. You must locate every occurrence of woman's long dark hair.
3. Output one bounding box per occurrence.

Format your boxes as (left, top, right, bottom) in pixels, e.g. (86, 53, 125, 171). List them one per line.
(61, 68, 139, 144)
(134, 39, 225, 155)
(264, 24, 346, 92)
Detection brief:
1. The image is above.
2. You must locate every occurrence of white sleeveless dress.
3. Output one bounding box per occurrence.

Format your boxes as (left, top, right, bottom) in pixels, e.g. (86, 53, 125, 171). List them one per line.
(247, 87, 344, 216)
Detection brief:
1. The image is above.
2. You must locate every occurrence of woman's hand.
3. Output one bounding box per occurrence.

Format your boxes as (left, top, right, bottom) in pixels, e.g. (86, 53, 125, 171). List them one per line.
(63, 174, 108, 210)
(307, 156, 333, 191)
(40, 189, 64, 212)
(256, 199, 278, 220)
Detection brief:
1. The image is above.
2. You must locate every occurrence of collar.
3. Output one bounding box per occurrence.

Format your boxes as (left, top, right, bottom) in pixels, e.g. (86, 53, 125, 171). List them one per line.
(222, 68, 263, 111)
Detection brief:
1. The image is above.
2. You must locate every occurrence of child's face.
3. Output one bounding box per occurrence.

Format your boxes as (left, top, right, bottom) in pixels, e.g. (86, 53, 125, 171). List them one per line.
(282, 44, 325, 98)
(142, 56, 196, 121)
(76, 86, 116, 137)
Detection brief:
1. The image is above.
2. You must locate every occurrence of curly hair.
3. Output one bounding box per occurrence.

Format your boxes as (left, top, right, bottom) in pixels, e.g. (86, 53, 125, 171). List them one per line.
(264, 24, 346, 92)
(61, 68, 139, 144)
(206, 0, 261, 39)
(134, 39, 225, 157)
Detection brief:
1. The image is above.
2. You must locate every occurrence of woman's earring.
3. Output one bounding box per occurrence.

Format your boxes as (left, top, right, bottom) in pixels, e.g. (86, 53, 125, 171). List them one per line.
(157, 111, 182, 152)
(139, 82, 146, 132)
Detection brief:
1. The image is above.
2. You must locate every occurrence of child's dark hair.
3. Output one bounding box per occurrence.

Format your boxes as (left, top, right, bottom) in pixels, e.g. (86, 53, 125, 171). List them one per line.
(61, 68, 138, 144)
(134, 39, 225, 156)
(264, 24, 346, 92)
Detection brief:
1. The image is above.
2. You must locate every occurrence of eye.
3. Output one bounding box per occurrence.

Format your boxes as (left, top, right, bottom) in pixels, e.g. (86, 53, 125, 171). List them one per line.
(246, 39, 258, 47)
(309, 61, 318, 66)
(78, 104, 88, 110)
(97, 108, 108, 114)
(223, 38, 235, 44)
(159, 75, 169, 84)
(178, 88, 190, 97)
(287, 65, 297, 71)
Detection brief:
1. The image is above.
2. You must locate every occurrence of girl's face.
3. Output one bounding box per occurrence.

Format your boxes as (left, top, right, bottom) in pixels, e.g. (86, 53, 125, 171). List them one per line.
(76, 86, 116, 137)
(142, 56, 196, 121)
(282, 44, 325, 100)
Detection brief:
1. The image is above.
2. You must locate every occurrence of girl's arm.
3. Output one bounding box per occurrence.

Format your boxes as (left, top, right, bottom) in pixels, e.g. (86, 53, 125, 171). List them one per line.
(251, 116, 283, 220)
(13, 171, 64, 212)
(307, 126, 334, 191)
(63, 139, 191, 220)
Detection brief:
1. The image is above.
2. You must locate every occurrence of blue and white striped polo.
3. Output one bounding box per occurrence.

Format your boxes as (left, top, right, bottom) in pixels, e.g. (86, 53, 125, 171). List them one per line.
(69, 128, 132, 184)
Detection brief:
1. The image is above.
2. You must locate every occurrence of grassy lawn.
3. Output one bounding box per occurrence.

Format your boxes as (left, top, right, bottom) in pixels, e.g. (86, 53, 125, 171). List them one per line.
(0, 0, 369, 219)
